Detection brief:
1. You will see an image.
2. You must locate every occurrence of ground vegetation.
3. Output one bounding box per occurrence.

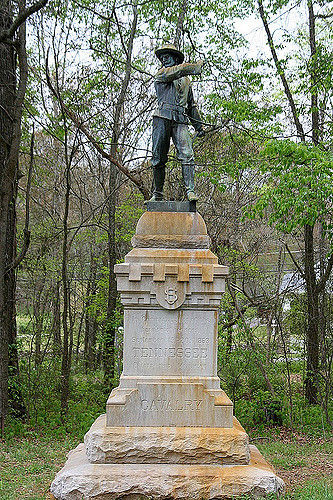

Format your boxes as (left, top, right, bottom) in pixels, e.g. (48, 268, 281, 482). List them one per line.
(0, 0, 332, 498)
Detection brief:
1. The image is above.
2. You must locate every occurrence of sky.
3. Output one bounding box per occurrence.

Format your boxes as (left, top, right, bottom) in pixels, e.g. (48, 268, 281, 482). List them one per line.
(235, 2, 308, 59)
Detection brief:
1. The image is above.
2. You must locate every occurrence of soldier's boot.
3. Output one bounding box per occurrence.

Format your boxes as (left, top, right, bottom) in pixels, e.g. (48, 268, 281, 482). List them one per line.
(145, 167, 165, 203)
(182, 162, 198, 201)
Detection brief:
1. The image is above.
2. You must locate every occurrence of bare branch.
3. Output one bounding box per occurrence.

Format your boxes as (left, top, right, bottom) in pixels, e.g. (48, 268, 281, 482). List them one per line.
(315, 12, 333, 19)
(45, 52, 150, 199)
(71, 0, 114, 22)
(317, 253, 333, 293)
(285, 242, 305, 278)
(174, 0, 187, 49)
(258, 0, 306, 142)
(112, 8, 129, 59)
(227, 281, 276, 397)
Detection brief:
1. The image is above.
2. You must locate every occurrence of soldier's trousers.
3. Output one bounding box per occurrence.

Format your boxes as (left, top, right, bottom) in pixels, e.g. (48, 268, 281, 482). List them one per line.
(151, 117, 194, 168)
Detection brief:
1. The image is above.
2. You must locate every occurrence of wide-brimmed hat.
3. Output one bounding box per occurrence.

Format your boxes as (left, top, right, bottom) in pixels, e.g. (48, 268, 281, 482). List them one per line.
(155, 44, 184, 63)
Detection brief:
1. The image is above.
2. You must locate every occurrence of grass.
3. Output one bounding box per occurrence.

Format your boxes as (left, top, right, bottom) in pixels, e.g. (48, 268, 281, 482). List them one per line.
(1, 428, 332, 499)
(0, 434, 77, 500)
(257, 436, 333, 499)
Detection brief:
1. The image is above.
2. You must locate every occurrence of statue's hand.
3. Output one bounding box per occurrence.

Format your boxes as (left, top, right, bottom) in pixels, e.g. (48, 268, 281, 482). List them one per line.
(194, 60, 205, 74)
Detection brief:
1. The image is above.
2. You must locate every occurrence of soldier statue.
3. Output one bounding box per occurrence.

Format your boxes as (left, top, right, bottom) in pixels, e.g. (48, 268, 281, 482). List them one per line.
(149, 44, 205, 202)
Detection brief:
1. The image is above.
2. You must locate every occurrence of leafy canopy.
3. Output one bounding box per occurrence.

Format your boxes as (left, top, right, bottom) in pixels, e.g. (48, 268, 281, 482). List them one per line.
(245, 140, 333, 240)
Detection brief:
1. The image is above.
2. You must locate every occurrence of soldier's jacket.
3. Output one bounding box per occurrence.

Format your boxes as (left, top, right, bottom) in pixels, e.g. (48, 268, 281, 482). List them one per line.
(153, 62, 203, 131)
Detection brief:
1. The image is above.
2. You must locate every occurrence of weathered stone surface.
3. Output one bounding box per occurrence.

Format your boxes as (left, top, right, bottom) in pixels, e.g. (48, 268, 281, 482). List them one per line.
(121, 308, 218, 378)
(133, 234, 210, 248)
(114, 265, 228, 308)
(85, 414, 249, 465)
(125, 247, 220, 264)
(106, 382, 233, 428)
(50, 443, 285, 500)
(51, 209, 285, 499)
(131, 211, 210, 248)
(109, 233, 230, 428)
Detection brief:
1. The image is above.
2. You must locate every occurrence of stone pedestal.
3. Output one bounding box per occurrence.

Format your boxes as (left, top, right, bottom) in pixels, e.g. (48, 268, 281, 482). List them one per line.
(51, 204, 285, 499)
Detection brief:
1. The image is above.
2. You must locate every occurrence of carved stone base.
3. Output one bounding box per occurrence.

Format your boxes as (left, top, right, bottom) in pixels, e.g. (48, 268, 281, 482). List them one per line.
(106, 383, 233, 427)
(50, 443, 285, 500)
(85, 414, 249, 465)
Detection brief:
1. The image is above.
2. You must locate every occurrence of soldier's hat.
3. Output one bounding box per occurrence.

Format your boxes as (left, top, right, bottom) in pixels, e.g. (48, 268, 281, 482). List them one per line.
(155, 44, 184, 63)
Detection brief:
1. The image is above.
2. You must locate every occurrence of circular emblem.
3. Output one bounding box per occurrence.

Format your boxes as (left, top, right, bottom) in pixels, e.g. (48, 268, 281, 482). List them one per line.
(156, 278, 185, 309)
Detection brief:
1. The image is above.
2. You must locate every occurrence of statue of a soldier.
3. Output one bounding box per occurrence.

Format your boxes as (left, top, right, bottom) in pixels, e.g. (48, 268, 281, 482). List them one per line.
(149, 44, 205, 202)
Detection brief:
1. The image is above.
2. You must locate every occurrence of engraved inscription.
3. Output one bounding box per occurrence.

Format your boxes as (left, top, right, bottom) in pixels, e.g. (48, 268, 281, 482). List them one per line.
(141, 399, 203, 411)
(123, 309, 216, 376)
(132, 337, 208, 345)
(133, 347, 208, 359)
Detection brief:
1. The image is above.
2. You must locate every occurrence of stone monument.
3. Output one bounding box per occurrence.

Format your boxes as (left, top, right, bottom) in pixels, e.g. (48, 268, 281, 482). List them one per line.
(51, 202, 285, 499)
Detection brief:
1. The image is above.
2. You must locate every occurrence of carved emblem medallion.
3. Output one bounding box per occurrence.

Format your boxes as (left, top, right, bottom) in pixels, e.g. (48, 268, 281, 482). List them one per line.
(165, 287, 178, 305)
(156, 278, 185, 309)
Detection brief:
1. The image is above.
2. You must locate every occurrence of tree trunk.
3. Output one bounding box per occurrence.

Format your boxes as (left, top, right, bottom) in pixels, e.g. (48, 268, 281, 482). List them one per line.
(308, 0, 319, 145)
(103, 163, 118, 383)
(6, 174, 26, 418)
(103, 4, 138, 384)
(304, 223, 319, 403)
(52, 282, 62, 356)
(258, 0, 322, 405)
(0, 0, 46, 432)
(0, 2, 18, 432)
(33, 280, 44, 369)
(84, 255, 97, 372)
(60, 133, 72, 419)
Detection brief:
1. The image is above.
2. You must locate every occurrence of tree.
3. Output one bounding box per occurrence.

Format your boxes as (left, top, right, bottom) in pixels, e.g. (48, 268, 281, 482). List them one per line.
(0, 0, 48, 434)
(255, 0, 333, 404)
(247, 140, 333, 404)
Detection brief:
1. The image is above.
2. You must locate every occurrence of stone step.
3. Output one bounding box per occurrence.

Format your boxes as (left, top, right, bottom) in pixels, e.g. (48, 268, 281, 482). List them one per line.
(85, 414, 249, 465)
(50, 442, 285, 500)
(106, 383, 233, 428)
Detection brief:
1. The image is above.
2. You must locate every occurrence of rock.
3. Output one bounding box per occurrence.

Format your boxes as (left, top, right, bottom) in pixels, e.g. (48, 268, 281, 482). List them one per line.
(50, 443, 285, 500)
(84, 414, 250, 465)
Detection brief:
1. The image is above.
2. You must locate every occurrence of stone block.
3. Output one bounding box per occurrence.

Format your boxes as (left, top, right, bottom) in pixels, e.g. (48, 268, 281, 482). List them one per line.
(50, 443, 285, 500)
(85, 414, 250, 465)
(131, 211, 210, 249)
(122, 308, 218, 378)
(50, 209, 285, 499)
(146, 200, 196, 212)
(106, 383, 233, 427)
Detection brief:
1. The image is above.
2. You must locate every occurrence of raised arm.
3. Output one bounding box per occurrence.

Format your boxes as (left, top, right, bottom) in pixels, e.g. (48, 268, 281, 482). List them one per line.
(155, 61, 204, 82)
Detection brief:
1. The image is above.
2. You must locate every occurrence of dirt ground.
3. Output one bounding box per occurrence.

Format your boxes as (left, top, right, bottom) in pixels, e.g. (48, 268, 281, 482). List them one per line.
(255, 427, 333, 495)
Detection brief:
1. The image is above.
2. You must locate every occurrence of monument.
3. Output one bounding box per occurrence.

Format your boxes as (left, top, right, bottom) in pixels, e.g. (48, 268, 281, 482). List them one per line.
(51, 43, 284, 499)
(50, 202, 285, 499)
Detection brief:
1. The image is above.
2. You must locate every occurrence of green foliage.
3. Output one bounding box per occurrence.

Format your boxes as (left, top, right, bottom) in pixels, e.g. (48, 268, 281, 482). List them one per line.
(13, 365, 105, 439)
(235, 391, 285, 430)
(0, 433, 77, 500)
(86, 266, 109, 324)
(236, 479, 333, 500)
(290, 480, 333, 500)
(218, 287, 333, 435)
(284, 294, 307, 339)
(245, 140, 333, 239)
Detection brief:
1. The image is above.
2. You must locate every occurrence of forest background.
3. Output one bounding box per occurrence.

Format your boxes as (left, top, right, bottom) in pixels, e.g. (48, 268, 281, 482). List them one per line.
(0, 0, 332, 498)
